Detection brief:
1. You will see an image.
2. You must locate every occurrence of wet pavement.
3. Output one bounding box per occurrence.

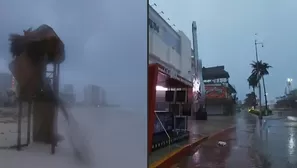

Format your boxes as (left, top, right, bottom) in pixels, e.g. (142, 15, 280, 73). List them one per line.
(149, 116, 236, 165)
(171, 110, 297, 168)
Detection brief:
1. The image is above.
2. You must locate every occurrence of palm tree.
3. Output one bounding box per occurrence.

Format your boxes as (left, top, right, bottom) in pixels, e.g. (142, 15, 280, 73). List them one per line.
(248, 73, 258, 93)
(247, 74, 258, 108)
(250, 60, 272, 111)
(244, 92, 257, 107)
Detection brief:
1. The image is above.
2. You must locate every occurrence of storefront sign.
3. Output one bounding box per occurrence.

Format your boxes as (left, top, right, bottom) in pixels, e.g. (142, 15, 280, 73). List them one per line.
(205, 86, 226, 99)
(149, 6, 181, 54)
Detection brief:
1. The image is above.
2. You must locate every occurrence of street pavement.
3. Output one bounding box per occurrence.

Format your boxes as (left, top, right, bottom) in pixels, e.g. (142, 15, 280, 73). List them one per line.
(149, 116, 236, 165)
(171, 110, 297, 168)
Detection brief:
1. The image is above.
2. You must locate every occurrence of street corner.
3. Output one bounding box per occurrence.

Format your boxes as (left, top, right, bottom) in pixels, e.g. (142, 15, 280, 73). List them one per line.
(150, 126, 236, 168)
(171, 126, 261, 168)
(149, 136, 209, 168)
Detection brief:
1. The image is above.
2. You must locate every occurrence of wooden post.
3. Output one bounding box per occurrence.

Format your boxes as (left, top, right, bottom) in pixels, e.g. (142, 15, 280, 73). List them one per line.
(17, 100, 22, 151)
(51, 63, 56, 154)
(26, 102, 32, 145)
(51, 63, 60, 154)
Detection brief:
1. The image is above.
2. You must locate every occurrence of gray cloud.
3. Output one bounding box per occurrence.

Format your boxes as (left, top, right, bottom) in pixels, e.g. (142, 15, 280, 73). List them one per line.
(0, 0, 147, 108)
(0, 1, 147, 167)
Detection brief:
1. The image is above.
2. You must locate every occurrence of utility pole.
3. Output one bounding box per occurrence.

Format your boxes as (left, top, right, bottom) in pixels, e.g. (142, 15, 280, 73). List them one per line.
(254, 37, 264, 120)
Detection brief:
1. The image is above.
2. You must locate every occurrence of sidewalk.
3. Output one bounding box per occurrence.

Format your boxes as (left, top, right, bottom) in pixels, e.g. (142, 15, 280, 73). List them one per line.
(170, 112, 261, 168)
(149, 115, 236, 167)
(170, 127, 263, 168)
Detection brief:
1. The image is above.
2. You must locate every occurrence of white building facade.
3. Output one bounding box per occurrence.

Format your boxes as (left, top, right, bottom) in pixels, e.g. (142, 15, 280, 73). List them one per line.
(148, 6, 192, 83)
(84, 84, 106, 106)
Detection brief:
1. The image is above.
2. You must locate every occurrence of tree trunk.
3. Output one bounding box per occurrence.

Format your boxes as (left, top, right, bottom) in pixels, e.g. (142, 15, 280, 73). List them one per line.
(32, 101, 55, 144)
(262, 76, 268, 111)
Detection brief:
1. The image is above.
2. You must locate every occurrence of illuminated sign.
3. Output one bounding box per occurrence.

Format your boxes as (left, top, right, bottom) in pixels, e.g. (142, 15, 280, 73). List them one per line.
(192, 77, 201, 102)
(193, 78, 200, 93)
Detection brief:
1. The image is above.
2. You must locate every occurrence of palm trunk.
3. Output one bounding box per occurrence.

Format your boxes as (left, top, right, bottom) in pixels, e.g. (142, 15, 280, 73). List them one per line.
(262, 76, 268, 110)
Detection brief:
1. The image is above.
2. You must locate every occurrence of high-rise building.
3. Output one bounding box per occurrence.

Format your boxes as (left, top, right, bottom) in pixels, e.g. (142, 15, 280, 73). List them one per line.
(0, 73, 13, 94)
(61, 84, 76, 104)
(0, 73, 13, 106)
(84, 84, 106, 106)
(63, 84, 74, 94)
(99, 88, 106, 105)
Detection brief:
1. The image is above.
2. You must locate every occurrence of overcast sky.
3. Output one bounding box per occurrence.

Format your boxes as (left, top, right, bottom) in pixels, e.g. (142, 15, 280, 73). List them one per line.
(0, 0, 147, 108)
(1, 0, 297, 104)
(151, 0, 297, 101)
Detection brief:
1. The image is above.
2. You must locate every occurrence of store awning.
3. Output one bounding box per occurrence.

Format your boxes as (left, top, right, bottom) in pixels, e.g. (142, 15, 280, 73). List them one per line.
(154, 63, 192, 88)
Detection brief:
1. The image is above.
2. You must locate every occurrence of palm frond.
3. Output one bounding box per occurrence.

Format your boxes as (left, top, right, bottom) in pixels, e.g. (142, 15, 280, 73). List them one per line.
(9, 24, 65, 64)
(250, 60, 272, 76)
(248, 73, 260, 87)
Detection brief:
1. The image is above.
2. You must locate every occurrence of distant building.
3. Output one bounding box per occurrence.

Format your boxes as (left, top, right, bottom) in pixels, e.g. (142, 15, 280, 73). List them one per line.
(99, 89, 106, 105)
(202, 66, 237, 115)
(0, 73, 12, 94)
(63, 84, 74, 94)
(84, 84, 106, 106)
(0, 73, 13, 106)
(60, 84, 76, 104)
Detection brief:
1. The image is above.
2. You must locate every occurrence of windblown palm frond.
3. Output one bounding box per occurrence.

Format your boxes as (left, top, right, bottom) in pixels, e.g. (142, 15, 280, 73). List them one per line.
(250, 60, 272, 76)
(247, 73, 259, 89)
(9, 24, 65, 64)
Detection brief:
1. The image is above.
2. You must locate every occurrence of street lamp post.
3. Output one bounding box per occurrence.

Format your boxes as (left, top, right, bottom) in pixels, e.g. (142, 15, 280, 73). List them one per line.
(254, 38, 264, 120)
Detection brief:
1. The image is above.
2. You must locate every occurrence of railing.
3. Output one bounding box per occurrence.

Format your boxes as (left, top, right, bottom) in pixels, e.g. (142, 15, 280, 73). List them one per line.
(149, 30, 181, 72)
(154, 112, 171, 146)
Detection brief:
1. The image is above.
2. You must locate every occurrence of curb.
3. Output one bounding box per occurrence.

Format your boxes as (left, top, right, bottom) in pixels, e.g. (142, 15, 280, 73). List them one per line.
(247, 111, 272, 120)
(248, 111, 258, 119)
(149, 125, 235, 168)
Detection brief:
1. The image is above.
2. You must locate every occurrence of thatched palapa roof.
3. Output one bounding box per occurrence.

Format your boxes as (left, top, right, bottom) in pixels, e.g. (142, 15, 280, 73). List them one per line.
(9, 24, 65, 64)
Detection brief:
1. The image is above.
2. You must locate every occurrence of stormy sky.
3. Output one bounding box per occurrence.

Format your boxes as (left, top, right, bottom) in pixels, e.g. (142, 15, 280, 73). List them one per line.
(151, 0, 297, 102)
(0, 0, 147, 108)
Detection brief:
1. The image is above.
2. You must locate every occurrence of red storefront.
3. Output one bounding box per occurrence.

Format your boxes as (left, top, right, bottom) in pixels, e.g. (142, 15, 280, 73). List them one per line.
(148, 63, 192, 153)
